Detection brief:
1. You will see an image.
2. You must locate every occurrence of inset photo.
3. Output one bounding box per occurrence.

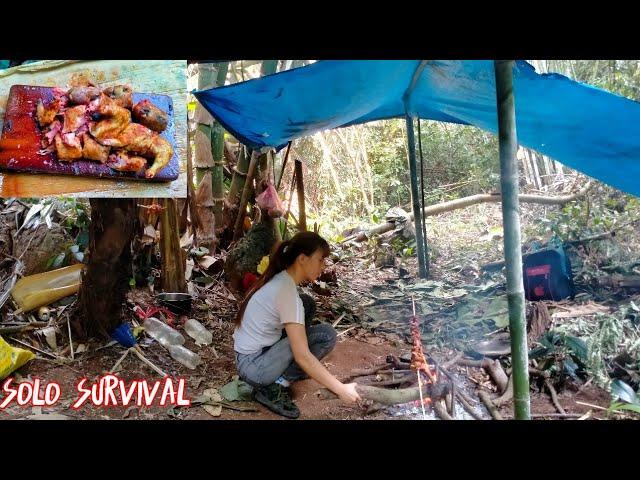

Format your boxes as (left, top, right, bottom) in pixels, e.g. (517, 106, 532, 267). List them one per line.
(0, 60, 186, 198)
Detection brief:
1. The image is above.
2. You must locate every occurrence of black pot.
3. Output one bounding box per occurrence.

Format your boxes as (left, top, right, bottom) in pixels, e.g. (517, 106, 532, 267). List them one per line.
(156, 292, 193, 314)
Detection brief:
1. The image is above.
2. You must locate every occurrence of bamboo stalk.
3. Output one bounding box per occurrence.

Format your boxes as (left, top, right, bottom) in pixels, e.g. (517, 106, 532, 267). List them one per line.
(211, 62, 229, 234)
(495, 59, 530, 420)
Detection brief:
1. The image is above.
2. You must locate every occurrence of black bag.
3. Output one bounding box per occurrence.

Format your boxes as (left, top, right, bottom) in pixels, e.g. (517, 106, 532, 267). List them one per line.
(523, 246, 575, 301)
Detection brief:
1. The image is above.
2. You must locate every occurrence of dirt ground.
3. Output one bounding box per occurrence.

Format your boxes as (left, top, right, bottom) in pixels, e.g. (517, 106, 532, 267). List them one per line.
(0, 324, 405, 420)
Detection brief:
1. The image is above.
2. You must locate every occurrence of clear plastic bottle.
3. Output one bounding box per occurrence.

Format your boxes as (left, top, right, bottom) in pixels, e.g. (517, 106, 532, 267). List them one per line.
(183, 318, 212, 346)
(168, 344, 202, 369)
(143, 317, 185, 348)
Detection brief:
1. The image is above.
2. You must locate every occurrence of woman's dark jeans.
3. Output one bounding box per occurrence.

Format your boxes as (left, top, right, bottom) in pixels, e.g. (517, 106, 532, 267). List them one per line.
(235, 293, 337, 387)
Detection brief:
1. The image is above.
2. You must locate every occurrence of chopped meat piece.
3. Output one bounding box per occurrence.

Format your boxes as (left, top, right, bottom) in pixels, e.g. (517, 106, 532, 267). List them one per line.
(62, 132, 81, 149)
(62, 105, 87, 133)
(89, 94, 131, 146)
(43, 120, 62, 146)
(68, 86, 101, 105)
(117, 123, 173, 178)
(132, 99, 168, 132)
(82, 133, 110, 163)
(106, 150, 147, 172)
(102, 85, 133, 109)
(36, 99, 60, 127)
(54, 134, 82, 161)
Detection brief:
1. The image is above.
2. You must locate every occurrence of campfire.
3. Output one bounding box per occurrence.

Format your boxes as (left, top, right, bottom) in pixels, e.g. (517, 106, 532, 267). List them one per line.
(318, 298, 485, 420)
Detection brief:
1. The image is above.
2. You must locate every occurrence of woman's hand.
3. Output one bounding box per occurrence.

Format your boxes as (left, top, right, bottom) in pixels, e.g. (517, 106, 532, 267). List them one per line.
(337, 382, 361, 404)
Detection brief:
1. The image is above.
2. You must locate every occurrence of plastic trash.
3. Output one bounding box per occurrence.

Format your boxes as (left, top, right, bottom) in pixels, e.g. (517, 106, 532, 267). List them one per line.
(0, 335, 35, 380)
(168, 344, 201, 370)
(184, 318, 212, 346)
(11, 264, 84, 313)
(111, 323, 137, 347)
(142, 317, 185, 348)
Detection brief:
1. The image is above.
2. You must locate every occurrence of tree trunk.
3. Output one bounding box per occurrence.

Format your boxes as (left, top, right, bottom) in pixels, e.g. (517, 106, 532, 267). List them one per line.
(160, 198, 186, 293)
(77, 199, 137, 340)
(224, 146, 250, 232)
(196, 171, 217, 251)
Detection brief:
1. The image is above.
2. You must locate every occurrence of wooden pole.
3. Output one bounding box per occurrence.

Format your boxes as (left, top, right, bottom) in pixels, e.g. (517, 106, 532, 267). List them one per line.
(294, 159, 307, 232)
(233, 152, 259, 242)
(494, 59, 530, 420)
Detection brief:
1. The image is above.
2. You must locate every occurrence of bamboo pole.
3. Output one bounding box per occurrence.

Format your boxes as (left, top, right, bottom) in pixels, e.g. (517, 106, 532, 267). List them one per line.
(405, 114, 428, 278)
(494, 59, 530, 420)
(195, 64, 216, 185)
(211, 62, 229, 234)
(403, 61, 429, 278)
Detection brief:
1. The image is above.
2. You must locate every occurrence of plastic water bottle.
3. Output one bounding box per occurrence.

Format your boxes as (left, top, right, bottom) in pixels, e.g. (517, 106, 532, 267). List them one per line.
(143, 317, 185, 348)
(168, 344, 202, 369)
(183, 318, 212, 346)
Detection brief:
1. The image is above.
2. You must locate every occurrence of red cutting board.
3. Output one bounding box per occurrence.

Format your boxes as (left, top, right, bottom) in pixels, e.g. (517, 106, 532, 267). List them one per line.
(0, 85, 179, 182)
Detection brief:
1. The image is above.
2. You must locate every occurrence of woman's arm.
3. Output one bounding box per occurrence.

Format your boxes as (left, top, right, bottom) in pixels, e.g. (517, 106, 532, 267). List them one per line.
(284, 323, 360, 404)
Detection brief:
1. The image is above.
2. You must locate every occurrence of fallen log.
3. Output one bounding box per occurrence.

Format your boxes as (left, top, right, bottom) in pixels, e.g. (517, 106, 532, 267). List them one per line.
(351, 183, 593, 242)
(456, 357, 509, 394)
(493, 374, 514, 407)
(478, 390, 503, 420)
(433, 400, 453, 420)
(318, 384, 423, 405)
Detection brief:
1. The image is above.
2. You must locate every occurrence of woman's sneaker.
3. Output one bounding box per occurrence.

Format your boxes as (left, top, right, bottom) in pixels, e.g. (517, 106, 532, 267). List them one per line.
(254, 383, 300, 419)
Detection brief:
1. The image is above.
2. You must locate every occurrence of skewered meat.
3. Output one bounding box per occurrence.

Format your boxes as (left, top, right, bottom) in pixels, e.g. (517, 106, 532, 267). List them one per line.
(116, 123, 173, 178)
(89, 95, 131, 146)
(103, 85, 133, 109)
(68, 86, 101, 105)
(62, 105, 87, 133)
(81, 133, 110, 163)
(106, 150, 147, 172)
(132, 99, 168, 132)
(36, 99, 60, 127)
(54, 134, 82, 161)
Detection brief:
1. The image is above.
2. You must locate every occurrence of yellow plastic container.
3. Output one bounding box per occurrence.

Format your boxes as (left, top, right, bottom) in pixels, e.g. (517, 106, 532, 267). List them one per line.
(0, 335, 35, 380)
(11, 264, 84, 313)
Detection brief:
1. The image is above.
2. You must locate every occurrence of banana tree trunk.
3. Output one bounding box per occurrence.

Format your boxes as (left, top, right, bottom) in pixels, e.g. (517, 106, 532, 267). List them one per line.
(160, 198, 186, 293)
(77, 199, 137, 340)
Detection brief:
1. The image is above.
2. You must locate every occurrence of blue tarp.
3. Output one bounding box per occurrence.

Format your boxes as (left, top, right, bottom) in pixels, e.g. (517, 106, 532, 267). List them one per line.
(194, 60, 640, 197)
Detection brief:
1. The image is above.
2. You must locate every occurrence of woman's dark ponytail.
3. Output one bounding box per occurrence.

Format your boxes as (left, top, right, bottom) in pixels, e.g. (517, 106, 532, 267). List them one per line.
(235, 232, 330, 327)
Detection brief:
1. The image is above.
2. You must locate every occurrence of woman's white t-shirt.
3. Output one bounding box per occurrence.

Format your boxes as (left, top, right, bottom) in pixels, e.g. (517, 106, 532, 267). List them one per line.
(233, 270, 305, 355)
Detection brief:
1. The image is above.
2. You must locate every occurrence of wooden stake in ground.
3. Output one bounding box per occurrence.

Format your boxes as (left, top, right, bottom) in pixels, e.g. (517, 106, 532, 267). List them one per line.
(160, 198, 187, 293)
(233, 152, 259, 242)
(294, 159, 307, 232)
